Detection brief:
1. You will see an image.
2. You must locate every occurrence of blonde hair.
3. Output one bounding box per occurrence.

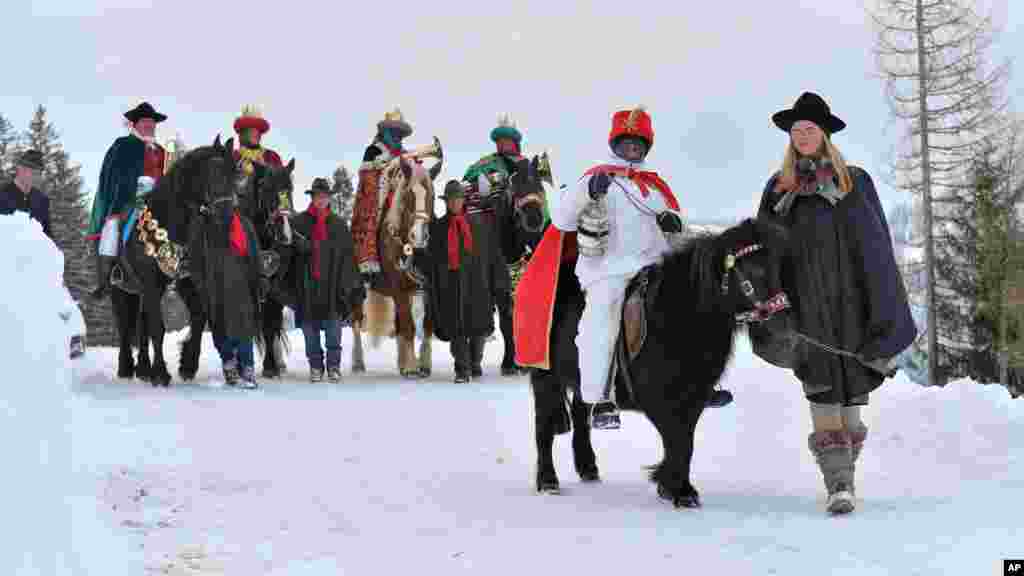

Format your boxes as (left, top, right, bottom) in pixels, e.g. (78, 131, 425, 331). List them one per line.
(777, 135, 853, 195)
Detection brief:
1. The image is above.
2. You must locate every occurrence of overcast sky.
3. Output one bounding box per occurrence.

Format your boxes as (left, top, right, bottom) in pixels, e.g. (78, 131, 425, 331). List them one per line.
(2, 0, 1019, 220)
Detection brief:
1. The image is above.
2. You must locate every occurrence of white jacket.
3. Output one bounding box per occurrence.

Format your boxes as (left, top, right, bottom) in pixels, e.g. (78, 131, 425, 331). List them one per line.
(550, 154, 682, 288)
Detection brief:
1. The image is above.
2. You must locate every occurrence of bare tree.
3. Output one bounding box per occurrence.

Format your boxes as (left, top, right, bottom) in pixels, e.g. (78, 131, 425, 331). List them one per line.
(871, 0, 1010, 385)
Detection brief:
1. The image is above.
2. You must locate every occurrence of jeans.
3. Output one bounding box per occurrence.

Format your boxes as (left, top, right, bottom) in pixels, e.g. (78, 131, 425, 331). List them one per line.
(214, 335, 255, 369)
(302, 319, 342, 370)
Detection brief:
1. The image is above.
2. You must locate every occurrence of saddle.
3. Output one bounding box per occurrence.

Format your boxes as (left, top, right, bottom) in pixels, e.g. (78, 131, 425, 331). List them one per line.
(607, 264, 663, 407)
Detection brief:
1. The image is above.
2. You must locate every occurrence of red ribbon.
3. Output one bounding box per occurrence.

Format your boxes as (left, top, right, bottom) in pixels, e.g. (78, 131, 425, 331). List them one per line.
(583, 164, 680, 211)
(307, 203, 330, 280)
(447, 213, 474, 270)
(229, 210, 248, 257)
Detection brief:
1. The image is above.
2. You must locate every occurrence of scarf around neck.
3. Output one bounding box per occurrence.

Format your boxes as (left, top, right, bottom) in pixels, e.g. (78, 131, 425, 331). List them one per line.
(307, 203, 331, 280)
(447, 212, 473, 270)
(772, 157, 842, 216)
(583, 155, 680, 211)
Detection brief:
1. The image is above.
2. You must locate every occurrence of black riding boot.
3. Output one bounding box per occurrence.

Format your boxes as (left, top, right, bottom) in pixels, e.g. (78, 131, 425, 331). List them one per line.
(91, 254, 115, 300)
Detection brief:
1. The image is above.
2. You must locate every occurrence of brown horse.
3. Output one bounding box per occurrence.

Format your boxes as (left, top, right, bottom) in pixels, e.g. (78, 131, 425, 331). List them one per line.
(351, 156, 435, 378)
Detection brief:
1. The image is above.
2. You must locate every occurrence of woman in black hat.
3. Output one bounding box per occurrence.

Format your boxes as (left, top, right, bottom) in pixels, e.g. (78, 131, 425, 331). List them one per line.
(753, 92, 917, 515)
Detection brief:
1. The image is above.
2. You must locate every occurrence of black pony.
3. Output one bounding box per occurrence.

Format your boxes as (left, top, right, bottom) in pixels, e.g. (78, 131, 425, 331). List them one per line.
(491, 155, 550, 373)
(111, 136, 238, 386)
(177, 157, 296, 380)
(531, 218, 791, 508)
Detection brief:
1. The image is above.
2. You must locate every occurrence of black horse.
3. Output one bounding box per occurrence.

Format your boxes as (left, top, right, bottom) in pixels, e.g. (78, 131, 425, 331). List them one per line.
(177, 157, 296, 380)
(531, 218, 791, 508)
(491, 155, 550, 374)
(111, 136, 238, 386)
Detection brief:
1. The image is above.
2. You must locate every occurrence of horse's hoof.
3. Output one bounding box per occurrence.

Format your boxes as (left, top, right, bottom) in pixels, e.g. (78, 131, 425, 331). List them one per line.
(537, 481, 561, 495)
(179, 370, 196, 382)
(401, 370, 423, 380)
(352, 364, 366, 374)
(675, 494, 701, 509)
(418, 367, 431, 378)
(579, 470, 601, 483)
(262, 367, 280, 379)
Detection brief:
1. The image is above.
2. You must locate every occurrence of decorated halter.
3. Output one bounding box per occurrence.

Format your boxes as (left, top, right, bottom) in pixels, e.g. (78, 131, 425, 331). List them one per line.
(720, 243, 790, 324)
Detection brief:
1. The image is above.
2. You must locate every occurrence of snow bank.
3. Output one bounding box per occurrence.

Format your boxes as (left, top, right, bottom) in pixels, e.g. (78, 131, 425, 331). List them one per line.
(0, 213, 78, 574)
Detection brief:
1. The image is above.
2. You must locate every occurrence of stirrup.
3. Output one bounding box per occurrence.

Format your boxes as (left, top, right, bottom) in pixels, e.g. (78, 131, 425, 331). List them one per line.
(590, 401, 621, 430)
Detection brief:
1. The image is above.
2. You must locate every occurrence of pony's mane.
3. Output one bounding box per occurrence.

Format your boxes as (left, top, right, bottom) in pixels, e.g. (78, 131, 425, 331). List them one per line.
(659, 231, 727, 316)
(146, 145, 227, 244)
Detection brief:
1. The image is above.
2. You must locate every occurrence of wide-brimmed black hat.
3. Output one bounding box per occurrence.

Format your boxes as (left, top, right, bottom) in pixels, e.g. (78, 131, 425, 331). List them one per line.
(124, 101, 167, 124)
(772, 92, 845, 134)
(17, 149, 44, 170)
(305, 177, 333, 196)
(439, 180, 466, 199)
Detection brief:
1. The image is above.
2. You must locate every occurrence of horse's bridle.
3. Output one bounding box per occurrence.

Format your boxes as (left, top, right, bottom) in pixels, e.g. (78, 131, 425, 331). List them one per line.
(720, 243, 790, 324)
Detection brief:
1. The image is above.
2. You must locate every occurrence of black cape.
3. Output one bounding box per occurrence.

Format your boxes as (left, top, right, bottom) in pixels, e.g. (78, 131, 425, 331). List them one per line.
(188, 209, 262, 341)
(427, 213, 501, 342)
(287, 211, 361, 324)
(754, 165, 918, 404)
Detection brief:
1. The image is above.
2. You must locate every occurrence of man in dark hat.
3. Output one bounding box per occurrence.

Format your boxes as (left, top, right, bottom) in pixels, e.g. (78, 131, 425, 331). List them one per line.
(87, 101, 168, 299)
(0, 150, 51, 239)
(286, 177, 361, 383)
(426, 180, 497, 383)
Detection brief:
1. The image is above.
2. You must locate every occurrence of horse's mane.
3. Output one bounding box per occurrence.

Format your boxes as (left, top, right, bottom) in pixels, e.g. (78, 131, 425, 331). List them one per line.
(659, 230, 728, 317)
(146, 145, 225, 244)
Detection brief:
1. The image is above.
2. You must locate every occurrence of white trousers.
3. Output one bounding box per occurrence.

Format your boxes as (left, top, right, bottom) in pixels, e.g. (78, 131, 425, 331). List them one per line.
(97, 217, 121, 257)
(577, 273, 631, 404)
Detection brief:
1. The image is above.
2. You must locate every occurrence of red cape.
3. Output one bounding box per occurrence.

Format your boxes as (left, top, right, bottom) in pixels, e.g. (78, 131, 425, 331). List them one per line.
(514, 226, 577, 369)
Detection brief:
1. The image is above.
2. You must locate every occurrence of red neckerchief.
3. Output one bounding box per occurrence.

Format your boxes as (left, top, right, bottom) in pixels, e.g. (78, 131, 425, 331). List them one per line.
(447, 212, 473, 270)
(229, 210, 248, 257)
(380, 142, 404, 158)
(307, 203, 331, 280)
(583, 164, 680, 211)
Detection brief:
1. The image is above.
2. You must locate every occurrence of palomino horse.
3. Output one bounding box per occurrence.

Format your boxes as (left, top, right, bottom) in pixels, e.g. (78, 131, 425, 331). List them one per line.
(352, 156, 436, 378)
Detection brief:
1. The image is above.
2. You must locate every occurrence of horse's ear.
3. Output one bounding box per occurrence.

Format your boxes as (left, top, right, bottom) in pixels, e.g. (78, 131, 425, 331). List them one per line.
(224, 137, 235, 159)
(213, 134, 222, 150)
(287, 158, 296, 173)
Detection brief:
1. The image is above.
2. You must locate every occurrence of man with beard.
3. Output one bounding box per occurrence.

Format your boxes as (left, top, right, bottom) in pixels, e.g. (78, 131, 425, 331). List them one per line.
(460, 113, 523, 375)
(87, 102, 168, 299)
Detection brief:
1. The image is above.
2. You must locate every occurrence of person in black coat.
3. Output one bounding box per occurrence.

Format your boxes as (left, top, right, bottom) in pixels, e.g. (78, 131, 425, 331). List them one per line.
(0, 150, 51, 239)
(190, 195, 263, 388)
(752, 92, 917, 515)
(428, 180, 498, 383)
(284, 178, 361, 383)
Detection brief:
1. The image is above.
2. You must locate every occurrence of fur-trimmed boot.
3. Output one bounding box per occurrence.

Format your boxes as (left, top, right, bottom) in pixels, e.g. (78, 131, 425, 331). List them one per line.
(808, 429, 855, 515)
(848, 423, 868, 498)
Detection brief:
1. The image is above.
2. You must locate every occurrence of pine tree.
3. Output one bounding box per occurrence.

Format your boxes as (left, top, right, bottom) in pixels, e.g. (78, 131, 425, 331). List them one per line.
(932, 142, 1017, 382)
(330, 165, 355, 224)
(0, 114, 16, 179)
(17, 106, 116, 345)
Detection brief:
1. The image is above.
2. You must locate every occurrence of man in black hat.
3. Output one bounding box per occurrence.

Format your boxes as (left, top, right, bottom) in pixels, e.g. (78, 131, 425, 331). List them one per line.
(285, 177, 361, 383)
(0, 150, 51, 239)
(87, 101, 168, 299)
(426, 180, 497, 383)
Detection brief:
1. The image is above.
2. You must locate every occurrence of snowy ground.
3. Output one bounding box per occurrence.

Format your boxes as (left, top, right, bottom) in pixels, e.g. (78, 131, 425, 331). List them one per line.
(70, 326, 1021, 575)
